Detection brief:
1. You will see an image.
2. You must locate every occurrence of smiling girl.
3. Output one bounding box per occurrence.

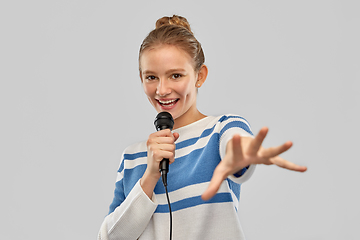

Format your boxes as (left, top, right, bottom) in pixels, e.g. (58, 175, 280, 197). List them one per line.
(98, 15, 307, 240)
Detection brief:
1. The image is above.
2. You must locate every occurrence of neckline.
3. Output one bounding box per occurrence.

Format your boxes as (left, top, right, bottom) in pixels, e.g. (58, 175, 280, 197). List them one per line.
(173, 116, 213, 132)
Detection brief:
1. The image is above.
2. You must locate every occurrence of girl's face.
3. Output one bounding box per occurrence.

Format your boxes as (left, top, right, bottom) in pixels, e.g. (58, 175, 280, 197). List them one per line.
(140, 45, 206, 129)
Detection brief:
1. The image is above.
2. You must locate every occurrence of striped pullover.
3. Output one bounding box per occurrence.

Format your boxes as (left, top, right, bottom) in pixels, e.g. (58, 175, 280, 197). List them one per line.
(98, 114, 256, 240)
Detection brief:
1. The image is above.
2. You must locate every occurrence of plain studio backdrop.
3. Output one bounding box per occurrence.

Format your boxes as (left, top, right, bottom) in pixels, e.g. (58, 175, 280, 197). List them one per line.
(1, 0, 359, 239)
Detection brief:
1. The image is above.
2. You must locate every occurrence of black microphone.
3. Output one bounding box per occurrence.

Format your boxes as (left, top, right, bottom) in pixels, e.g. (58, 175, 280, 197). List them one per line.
(154, 111, 174, 186)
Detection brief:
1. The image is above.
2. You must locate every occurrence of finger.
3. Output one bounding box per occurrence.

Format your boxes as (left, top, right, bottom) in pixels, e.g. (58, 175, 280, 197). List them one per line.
(157, 143, 176, 152)
(148, 130, 174, 145)
(260, 141, 293, 158)
(155, 136, 177, 145)
(270, 156, 307, 172)
(231, 134, 243, 158)
(153, 129, 173, 137)
(151, 148, 174, 160)
(247, 127, 268, 156)
(201, 166, 228, 201)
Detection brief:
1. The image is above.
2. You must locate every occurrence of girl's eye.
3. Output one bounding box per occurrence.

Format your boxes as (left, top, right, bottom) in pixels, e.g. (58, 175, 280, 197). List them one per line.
(171, 74, 182, 79)
(146, 75, 157, 81)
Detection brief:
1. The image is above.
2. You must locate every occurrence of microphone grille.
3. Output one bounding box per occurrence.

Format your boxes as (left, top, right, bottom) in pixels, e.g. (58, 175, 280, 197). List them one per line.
(154, 112, 174, 131)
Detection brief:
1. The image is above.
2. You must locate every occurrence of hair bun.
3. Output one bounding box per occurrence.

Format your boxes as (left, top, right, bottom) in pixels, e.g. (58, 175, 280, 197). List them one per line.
(155, 15, 193, 34)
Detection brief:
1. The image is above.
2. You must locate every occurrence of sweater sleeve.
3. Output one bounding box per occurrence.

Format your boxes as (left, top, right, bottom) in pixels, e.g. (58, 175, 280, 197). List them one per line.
(98, 179, 158, 240)
(218, 114, 256, 184)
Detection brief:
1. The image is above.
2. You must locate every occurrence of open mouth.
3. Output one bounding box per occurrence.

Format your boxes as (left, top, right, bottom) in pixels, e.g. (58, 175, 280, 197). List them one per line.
(157, 98, 179, 108)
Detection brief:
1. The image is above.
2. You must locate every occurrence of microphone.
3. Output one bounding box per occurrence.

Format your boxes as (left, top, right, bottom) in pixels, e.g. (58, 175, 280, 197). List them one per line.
(154, 111, 174, 186)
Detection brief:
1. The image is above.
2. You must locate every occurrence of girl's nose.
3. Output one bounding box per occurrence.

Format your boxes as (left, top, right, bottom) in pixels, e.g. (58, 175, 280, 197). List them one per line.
(156, 79, 171, 96)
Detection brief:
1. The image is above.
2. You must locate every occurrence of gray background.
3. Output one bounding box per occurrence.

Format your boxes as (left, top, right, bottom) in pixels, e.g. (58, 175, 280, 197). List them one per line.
(1, 0, 359, 239)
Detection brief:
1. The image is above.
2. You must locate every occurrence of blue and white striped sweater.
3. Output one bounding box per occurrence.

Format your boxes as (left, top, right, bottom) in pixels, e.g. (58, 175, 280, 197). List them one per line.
(109, 114, 254, 215)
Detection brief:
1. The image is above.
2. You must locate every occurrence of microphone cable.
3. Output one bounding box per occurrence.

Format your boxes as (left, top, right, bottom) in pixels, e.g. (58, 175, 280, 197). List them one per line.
(162, 174, 172, 240)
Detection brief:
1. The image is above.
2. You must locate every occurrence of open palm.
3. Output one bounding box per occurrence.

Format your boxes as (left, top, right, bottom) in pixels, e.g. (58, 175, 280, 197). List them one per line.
(201, 127, 307, 201)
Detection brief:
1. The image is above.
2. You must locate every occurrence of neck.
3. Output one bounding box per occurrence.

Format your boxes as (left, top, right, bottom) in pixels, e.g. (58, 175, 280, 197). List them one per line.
(173, 109, 206, 129)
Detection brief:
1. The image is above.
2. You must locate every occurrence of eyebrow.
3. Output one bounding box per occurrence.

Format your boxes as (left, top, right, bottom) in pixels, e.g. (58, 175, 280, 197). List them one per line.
(142, 68, 186, 75)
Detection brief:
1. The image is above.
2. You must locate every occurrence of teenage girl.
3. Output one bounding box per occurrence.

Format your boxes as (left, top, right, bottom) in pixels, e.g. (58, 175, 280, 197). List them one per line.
(98, 15, 307, 240)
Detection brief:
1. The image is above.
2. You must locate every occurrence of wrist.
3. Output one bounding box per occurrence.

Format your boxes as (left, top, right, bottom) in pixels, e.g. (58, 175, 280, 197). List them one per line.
(140, 170, 160, 199)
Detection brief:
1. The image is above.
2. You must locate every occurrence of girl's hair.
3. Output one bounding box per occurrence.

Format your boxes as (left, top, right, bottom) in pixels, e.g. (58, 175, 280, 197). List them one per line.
(139, 15, 205, 72)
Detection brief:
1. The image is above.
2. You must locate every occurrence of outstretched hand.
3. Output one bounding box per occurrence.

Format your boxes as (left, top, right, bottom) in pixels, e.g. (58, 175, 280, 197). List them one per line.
(201, 127, 307, 201)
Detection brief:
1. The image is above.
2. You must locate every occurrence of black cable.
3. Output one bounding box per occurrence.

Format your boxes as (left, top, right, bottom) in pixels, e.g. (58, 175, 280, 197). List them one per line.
(162, 172, 172, 240)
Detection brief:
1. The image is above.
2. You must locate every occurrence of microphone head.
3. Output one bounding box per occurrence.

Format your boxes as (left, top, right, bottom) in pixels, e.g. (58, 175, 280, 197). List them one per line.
(154, 111, 174, 131)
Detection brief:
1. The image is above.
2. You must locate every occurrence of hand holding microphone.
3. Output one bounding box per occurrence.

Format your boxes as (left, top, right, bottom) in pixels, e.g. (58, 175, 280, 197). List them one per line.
(143, 112, 178, 187)
(154, 112, 176, 186)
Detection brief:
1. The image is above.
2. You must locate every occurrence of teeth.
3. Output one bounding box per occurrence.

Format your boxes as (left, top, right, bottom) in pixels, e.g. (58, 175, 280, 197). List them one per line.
(158, 99, 177, 104)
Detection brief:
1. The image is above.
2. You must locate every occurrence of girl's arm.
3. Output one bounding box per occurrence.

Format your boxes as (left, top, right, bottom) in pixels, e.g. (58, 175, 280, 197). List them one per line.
(98, 179, 158, 240)
(98, 129, 179, 240)
(141, 129, 179, 198)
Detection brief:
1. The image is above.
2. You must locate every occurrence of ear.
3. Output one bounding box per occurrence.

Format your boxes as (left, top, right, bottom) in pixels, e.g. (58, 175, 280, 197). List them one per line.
(196, 64, 208, 88)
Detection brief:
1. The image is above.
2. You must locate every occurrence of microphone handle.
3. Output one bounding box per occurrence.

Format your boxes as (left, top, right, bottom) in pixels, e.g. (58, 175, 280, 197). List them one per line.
(160, 158, 169, 173)
(160, 158, 169, 186)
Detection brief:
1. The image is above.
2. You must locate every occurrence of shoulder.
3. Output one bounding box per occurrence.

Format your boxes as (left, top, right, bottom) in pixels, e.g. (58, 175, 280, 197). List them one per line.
(212, 114, 252, 135)
(122, 140, 147, 156)
(217, 114, 254, 159)
(176, 114, 252, 137)
(217, 114, 254, 140)
(217, 114, 251, 126)
(117, 140, 148, 172)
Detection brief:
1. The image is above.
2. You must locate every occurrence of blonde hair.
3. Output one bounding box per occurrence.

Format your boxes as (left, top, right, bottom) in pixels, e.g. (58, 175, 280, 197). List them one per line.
(139, 15, 205, 72)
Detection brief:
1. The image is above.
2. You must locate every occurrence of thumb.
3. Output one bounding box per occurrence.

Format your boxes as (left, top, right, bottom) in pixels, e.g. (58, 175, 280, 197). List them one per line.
(173, 132, 180, 141)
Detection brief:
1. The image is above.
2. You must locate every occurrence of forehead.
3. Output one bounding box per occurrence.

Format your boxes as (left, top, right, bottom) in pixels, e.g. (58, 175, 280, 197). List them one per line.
(140, 45, 194, 72)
